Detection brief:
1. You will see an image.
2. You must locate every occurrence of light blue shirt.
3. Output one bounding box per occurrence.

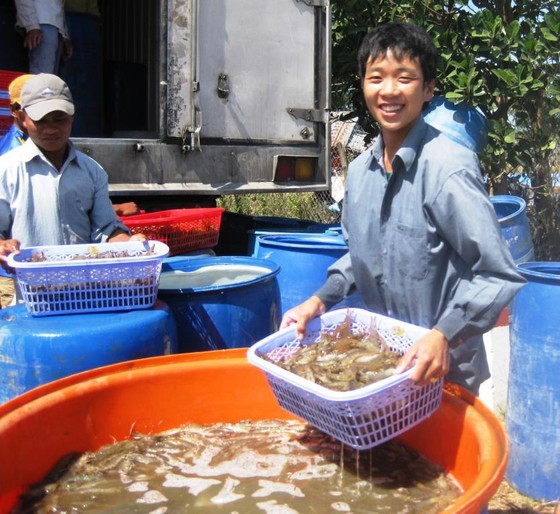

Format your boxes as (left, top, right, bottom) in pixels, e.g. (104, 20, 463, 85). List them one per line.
(0, 138, 129, 246)
(315, 117, 526, 392)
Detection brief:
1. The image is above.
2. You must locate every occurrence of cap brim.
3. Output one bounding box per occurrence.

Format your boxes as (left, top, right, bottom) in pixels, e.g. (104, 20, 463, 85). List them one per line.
(25, 99, 75, 121)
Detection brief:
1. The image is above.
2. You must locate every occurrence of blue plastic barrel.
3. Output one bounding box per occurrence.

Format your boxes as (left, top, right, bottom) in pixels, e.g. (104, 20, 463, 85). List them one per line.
(255, 234, 364, 314)
(490, 195, 535, 264)
(248, 223, 345, 255)
(249, 230, 309, 256)
(423, 96, 489, 153)
(506, 262, 560, 500)
(157, 256, 281, 352)
(216, 213, 318, 256)
(0, 300, 178, 404)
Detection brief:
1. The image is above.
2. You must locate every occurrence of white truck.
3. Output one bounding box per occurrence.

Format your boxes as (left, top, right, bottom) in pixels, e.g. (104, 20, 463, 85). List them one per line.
(63, 0, 331, 208)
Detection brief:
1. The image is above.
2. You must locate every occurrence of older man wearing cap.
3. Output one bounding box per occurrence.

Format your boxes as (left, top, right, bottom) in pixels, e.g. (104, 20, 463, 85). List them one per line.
(0, 73, 145, 277)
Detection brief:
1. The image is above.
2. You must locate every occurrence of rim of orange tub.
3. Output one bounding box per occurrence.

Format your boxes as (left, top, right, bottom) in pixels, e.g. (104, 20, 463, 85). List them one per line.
(0, 349, 506, 514)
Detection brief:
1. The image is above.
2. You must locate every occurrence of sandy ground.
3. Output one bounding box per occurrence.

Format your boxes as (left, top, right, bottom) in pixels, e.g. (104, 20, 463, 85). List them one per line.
(489, 480, 558, 513)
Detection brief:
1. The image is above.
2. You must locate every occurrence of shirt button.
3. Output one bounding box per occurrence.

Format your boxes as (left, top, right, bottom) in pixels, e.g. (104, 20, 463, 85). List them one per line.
(387, 309, 393, 316)
(382, 248, 387, 255)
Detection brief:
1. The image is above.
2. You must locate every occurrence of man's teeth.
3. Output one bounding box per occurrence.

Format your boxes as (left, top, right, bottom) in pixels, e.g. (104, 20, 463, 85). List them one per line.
(381, 105, 402, 112)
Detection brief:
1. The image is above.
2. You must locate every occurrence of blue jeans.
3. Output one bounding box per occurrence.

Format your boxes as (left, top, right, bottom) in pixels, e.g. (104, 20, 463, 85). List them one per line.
(28, 24, 63, 75)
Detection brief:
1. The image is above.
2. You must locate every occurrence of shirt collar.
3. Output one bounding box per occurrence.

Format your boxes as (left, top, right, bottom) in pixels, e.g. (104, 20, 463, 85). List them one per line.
(370, 116, 429, 173)
(395, 117, 428, 172)
(20, 138, 77, 168)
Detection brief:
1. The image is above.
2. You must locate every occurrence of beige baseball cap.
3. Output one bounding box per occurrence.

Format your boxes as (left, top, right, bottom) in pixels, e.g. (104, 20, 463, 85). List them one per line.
(20, 73, 75, 121)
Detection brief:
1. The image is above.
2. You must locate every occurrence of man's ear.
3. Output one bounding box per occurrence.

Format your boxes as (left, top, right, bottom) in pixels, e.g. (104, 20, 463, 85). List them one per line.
(13, 109, 28, 133)
(424, 80, 436, 102)
(9, 104, 20, 118)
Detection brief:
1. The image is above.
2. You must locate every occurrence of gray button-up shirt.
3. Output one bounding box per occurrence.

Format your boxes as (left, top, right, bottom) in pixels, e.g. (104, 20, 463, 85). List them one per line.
(0, 138, 129, 246)
(315, 117, 526, 391)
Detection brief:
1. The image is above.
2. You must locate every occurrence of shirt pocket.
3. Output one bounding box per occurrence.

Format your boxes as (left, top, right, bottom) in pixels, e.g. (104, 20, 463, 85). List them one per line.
(67, 189, 94, 215)
(392, 222, 429, 280)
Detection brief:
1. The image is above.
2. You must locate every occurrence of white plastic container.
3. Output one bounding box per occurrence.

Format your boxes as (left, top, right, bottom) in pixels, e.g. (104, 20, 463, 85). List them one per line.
(8, 241, 169, 316)
(248, 308, 443, 449)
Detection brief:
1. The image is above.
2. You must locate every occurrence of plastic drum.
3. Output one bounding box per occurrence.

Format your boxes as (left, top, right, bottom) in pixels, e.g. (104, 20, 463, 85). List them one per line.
(0, 300, 177, 404)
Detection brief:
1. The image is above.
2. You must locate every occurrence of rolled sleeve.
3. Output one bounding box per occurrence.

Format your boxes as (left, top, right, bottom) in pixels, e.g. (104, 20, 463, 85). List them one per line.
(83, 163, 130, 243)
(59, 149, 130, 244)
(314, 252, 355, 309)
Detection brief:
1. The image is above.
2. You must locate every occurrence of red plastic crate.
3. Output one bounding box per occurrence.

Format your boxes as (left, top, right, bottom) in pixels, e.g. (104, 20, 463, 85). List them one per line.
(0, 115, 13, 136)
(0, 70, 25, 91)
(121, 208, 225, 256)
(0, 92, 9, 110)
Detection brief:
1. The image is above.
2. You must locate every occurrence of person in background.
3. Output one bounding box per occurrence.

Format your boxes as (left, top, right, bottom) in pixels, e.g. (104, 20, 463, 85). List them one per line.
(280, 22, 526, 395)
(0, 74, 141, 213)
(0, 73, 146, 276)
(14, 0, 72, 75)
(0, 74, 33, 156)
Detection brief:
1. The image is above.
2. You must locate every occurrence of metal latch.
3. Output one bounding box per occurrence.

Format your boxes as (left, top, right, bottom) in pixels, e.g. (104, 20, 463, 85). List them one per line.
(180, 125, 201, 153)
(287, 108, 329, 124)
(295, 0, 329, 7)
(217, 73, 230, 99)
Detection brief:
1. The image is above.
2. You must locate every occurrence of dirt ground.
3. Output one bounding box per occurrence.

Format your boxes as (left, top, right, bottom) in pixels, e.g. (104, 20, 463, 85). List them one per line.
(489, 480, 558, 514)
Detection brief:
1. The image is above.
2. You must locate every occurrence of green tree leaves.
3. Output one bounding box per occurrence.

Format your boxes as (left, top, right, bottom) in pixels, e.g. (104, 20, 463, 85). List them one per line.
(331, 0, 560, 257)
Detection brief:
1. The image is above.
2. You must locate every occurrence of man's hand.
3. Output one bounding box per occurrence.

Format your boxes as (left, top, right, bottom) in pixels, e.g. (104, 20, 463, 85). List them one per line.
(0, 239, 20, 273)
(280, 295, 326, 340)
(107, 230, 147, 243)
(63, 38, 73, 61)
(113, 202, 141, 217)
(129, 233, 147, 242)
(397, 328, 450, 385)
(24, 29, 42, 50)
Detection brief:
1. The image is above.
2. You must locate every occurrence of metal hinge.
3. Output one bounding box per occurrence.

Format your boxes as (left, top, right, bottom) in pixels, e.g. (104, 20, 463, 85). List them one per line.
(180, 125, 201, 153)
(296, 0, 329, 7)
(287, 108, 329, 124)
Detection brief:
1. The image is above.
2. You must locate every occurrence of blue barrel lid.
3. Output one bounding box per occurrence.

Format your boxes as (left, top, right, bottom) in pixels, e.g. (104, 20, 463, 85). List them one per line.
(256, 234, 347, 250)
(0, 299, 174, 331)
(516, 262, 560, 283)
(423, 96, 489, 153)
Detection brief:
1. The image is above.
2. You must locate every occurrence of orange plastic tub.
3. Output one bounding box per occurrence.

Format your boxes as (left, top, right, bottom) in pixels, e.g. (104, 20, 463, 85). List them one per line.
(0, 350, 507, 514)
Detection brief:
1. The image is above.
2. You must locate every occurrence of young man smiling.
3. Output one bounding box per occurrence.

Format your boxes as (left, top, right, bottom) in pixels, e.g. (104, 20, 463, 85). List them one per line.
(0, 73, 144, 273)
(280, 22, 525, 394)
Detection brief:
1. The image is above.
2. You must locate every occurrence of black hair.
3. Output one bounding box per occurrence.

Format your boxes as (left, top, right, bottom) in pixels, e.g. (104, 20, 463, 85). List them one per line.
(357, 22, 438, 85)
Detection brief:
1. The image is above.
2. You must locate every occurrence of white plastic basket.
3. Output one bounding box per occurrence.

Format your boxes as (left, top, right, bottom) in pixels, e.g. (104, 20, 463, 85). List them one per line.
(247, 308, 443, 450)
(7, 241, 169, 316)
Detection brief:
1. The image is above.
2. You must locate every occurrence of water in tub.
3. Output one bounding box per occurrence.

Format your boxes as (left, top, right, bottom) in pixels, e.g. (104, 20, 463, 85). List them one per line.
(159, 265, 271, 289)
(13, 420, 462, 513)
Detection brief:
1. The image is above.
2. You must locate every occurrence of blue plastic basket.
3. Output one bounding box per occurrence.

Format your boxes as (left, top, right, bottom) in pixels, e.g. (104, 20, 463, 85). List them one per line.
(247, 308, 443, 450)
(7, 241, 169, 316)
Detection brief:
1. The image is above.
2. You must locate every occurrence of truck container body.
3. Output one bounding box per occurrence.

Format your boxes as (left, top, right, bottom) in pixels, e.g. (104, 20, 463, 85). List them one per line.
(62, 0, 331, 202)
